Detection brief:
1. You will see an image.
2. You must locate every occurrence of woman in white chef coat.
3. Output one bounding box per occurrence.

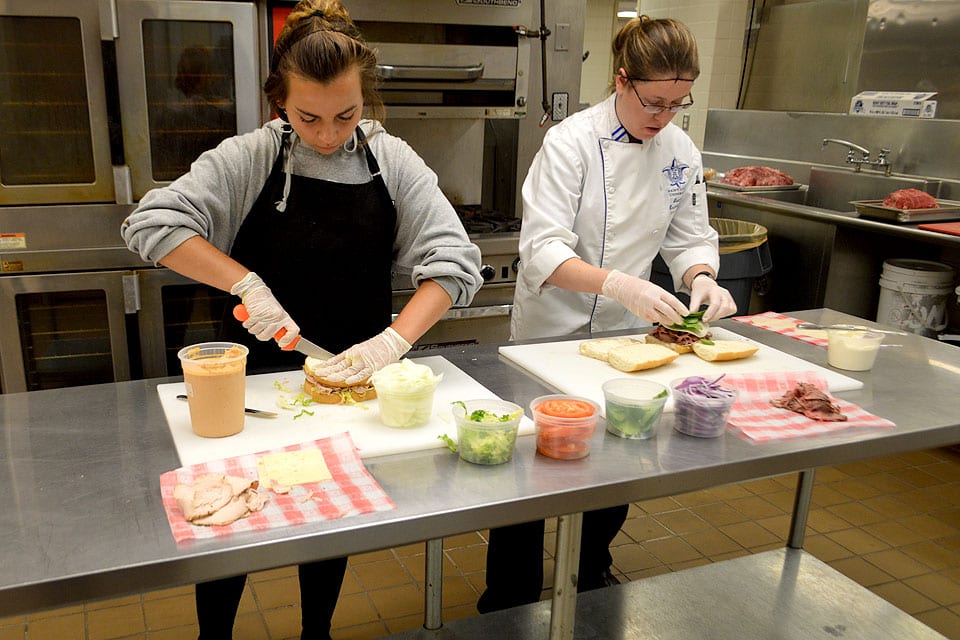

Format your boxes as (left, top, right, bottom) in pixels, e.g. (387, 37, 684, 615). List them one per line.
(478, 16, 738, 613)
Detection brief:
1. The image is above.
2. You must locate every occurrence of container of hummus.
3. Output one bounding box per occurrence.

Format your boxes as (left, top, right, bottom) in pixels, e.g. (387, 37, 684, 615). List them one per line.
(827, 329, 884, 371)
(370, 359, 442, 428)
(177, 342, 249, 438)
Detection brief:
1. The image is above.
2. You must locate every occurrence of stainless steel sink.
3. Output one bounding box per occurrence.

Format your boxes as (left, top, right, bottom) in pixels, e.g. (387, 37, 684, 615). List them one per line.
(720, 167, 942, 217)
(804, 167, 940, 213)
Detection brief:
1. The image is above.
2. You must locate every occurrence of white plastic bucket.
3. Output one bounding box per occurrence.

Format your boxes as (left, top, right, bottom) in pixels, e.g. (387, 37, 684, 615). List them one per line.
(876, 259, 955, 337)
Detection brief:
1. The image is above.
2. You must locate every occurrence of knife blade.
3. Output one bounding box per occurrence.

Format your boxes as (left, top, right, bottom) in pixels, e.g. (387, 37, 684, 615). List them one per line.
(176, 394, 278, 418)
(232, 304, 335, 360)
(796, 322, 909, 336)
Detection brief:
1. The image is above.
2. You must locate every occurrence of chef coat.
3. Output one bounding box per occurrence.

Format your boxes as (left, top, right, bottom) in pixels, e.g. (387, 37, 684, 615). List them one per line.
(511, 93, 719, 341)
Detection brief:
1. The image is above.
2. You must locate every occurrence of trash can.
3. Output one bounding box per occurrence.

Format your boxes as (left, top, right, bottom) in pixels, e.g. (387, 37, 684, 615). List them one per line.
(651, 218, 772, 313)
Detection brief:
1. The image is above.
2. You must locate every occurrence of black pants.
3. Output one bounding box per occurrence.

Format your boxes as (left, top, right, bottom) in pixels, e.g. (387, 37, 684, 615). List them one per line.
(477, 504, 629, 613)
(196, 556, 347, 640)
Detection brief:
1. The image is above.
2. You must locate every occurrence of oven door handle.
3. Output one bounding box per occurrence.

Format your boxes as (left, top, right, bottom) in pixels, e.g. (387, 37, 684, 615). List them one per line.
(392, 304, 512, 322)
(377, 63, 484, 81)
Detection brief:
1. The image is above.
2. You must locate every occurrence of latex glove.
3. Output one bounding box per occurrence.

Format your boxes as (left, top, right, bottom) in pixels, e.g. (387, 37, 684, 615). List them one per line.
(229, 272, 299, 347)
(310, 328, 412, 385)
(601, 269, 687, 326)
(688, 274, 738, 322)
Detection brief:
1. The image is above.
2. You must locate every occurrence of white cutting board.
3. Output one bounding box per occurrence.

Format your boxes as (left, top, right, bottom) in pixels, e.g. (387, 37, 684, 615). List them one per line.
(498, 328, 863, 416)
(158, 355, 533, 466)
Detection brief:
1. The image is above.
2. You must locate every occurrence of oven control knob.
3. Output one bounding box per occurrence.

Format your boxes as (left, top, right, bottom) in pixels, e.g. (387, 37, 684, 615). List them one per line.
(512, 257, 520, 274)
(480, 265, 496, 281)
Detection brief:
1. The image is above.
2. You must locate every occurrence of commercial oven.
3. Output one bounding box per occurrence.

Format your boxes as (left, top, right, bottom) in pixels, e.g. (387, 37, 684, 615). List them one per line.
(0, 0, 115, 205)
(0, 0, 261, 393)
(0, 204, 230, 393)
(0, 0, 261, 205)
(115, 0, 260, 199)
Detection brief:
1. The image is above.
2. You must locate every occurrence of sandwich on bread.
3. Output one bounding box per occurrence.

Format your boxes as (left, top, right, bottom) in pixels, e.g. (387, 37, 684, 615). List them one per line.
(691, 339, 758, 362)
(303, 356, 377, 404)
(645, 310, 711, 354)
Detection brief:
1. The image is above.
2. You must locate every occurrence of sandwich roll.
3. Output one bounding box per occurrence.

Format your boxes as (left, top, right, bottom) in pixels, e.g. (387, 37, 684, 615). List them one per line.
(644, 333, 695, 355)
(578, 337, 641, 362)
(607, 343, 679, 372)
(691, 339, 759, 362)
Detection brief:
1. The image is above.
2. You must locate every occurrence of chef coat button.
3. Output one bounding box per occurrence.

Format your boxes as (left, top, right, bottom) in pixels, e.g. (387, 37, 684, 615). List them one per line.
(609, 187, 616, 194)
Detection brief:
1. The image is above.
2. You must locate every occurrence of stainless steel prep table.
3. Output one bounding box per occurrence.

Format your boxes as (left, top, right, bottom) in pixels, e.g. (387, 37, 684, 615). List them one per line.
(2, 309, 960, 635)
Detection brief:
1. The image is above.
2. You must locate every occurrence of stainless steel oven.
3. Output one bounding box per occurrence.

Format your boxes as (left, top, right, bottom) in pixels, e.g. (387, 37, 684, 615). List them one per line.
(115, 0, 260, 199)
(0, 0, 115, 205)
(1, 0, 261, 205)
(0, 0, 264, 394)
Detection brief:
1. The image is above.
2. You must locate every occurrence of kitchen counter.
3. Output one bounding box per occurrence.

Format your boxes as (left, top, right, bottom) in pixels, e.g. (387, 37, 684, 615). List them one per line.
(3, 309, 960, 627)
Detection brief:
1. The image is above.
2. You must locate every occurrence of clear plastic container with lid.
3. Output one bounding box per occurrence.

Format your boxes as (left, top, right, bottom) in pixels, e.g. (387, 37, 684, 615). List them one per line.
(371, 359, 442, 428)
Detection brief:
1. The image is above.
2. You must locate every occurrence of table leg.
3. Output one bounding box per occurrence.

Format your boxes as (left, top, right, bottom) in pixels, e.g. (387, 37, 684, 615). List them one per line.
(549, 512, 583, 640)
(424, 538, 443, 629)
(788, 469, 816, 549)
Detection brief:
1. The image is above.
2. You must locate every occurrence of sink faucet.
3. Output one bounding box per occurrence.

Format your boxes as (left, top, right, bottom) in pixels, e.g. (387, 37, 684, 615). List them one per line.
(821, 138, 893, 176)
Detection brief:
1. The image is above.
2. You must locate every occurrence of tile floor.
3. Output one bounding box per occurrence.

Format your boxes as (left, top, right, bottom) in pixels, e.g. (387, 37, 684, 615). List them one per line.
(2, 446, 959, 640)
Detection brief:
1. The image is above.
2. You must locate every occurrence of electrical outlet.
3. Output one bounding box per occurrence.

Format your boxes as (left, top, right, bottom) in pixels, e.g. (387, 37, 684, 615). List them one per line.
(552, 92, 568, 121)
(682, 114, 691, 131)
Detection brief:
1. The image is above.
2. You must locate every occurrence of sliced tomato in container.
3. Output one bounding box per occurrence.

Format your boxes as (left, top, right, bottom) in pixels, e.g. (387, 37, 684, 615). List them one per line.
(538, 398, 595, 419)
(530, 395, 599, 460)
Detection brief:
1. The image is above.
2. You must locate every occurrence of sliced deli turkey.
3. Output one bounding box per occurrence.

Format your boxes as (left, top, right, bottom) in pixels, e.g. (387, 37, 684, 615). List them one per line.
(173, 473, 268, 526)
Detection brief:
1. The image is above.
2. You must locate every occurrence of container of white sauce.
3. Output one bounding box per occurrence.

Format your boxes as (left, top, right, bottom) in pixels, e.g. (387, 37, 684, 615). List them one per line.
(827, 330, 884, 371)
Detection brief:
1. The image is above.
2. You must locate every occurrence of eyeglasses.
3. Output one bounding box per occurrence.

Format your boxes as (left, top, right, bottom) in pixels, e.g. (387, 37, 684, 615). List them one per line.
(629, 81, 694, 114)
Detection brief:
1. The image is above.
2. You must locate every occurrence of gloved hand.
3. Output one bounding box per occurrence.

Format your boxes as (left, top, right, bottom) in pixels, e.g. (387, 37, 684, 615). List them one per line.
(601, 269, 687, 326)
(310, 328, 412, 385)
(229, 272, 299, 348)
(688, 274, 738, 322)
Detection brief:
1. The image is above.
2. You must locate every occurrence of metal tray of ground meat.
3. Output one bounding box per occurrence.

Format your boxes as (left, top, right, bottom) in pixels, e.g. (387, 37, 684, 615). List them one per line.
(850, 199, 960, 223)
(707, 180, 804, 192)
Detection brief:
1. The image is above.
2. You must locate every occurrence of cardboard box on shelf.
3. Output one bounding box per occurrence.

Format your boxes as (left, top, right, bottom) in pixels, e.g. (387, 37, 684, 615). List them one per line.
(849, 91, 938, 118)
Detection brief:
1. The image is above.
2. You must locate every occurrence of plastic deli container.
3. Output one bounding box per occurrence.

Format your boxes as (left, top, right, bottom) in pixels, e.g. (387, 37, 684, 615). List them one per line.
(602, 378, 668, 440)
(671, 377, 737, 438)
(827, 329, 884, 371)
(530, 394, 600, 460)
(371, 359, 442, 428)
(451, 399, 523, 465)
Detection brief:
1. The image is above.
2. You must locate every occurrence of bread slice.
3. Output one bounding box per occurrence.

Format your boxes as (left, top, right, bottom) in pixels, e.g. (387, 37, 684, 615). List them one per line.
(607, 343, 679, 372)
(644, 333, 695, 355)
(691, 339, 759, 362)
(578, 337, 641, 362)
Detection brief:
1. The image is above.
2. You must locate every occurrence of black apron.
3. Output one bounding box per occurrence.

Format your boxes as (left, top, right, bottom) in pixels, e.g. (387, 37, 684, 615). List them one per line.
(222, 127, 396, 373)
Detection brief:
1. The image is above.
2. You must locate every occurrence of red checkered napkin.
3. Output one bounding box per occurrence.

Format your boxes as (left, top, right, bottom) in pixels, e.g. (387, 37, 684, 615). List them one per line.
(160, 432, 395, 543)
(733, 311, 829, 348)
(721, 371, 895, 442)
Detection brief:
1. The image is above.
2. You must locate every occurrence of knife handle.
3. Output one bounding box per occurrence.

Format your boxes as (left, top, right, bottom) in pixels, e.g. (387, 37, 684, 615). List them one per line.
(232, 304, 302, 351)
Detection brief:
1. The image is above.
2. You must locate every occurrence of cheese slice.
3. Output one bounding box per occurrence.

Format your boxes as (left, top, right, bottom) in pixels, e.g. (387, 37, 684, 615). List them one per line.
(257, 449, 332, 489)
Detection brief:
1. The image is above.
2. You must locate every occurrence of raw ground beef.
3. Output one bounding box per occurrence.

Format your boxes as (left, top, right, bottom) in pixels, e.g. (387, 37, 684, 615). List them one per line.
(882, 188, 938, 210)
(721, 166, 795, 187)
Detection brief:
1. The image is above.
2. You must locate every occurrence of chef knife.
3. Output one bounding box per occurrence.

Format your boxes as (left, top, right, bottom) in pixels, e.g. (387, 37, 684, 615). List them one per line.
(232, 304, 335, 360)
(176, 394, 278, 418)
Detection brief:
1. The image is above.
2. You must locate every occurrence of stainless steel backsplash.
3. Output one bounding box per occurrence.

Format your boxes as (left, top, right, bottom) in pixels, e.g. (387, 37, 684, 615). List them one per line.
(741, 0, 960, 120)
(703, 109, 960, 194)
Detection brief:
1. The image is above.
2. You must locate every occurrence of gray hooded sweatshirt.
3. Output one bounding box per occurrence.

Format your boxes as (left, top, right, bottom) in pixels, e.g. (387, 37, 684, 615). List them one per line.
(122, 118, 482, 307)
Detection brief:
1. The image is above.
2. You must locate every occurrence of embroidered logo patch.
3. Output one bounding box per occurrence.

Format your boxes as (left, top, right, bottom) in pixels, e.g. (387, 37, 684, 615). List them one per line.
(661, 158, 690, 188)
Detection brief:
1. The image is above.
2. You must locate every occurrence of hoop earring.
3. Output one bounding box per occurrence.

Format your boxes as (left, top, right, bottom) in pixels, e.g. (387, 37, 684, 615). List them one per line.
(342, 130, 358, 152)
